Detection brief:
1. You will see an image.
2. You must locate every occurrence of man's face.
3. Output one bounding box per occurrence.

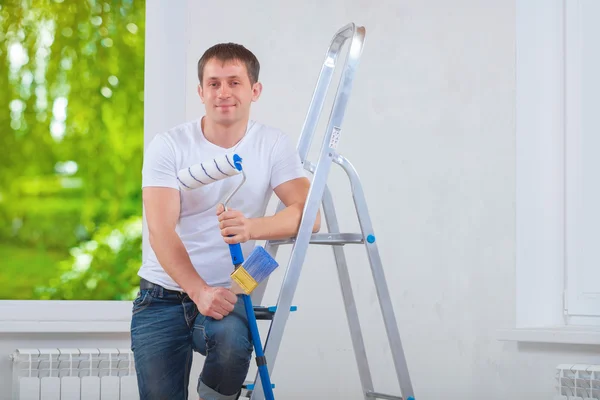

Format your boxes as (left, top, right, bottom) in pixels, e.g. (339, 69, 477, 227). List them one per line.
(198, 58, 262, 126)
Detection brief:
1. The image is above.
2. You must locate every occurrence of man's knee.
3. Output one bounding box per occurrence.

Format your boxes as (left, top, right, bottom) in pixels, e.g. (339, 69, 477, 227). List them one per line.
(195, 306, 254, 399)
(208, 317, 253, 363)
(194, 299, 253, 365)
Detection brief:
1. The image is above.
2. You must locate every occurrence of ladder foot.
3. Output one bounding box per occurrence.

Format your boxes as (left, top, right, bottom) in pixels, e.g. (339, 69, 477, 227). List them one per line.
(366, 391, 405, 400)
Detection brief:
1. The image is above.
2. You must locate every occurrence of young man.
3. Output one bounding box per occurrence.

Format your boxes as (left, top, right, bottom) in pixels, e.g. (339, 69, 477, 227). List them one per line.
(131, 43, 320, 400)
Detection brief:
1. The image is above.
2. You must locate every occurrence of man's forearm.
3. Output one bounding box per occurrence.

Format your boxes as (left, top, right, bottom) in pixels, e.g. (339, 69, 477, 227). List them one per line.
(149, 230, 208, 296)
(249, 203, 320, 240)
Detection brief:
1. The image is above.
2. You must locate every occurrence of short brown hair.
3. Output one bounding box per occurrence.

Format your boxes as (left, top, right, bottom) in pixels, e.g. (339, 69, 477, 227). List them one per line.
(197, 43, 260, 86)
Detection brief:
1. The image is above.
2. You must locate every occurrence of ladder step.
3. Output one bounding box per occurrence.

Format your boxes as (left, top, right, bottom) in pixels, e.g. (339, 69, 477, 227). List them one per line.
(239, 381, 252, 398)
(239, 380, 276, 398)
(269, 233, 364, 246)
(244, 383, 275, 390)
(253, 305, 297, 320)
(366, 391, 407, 400)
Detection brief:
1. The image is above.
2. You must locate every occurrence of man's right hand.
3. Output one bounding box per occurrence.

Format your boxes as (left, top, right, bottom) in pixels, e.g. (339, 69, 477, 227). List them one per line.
(192, 286, 237, 320)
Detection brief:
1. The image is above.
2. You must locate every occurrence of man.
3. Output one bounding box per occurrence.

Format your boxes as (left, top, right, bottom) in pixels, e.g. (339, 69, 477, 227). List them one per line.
(131, 43, 320, 400)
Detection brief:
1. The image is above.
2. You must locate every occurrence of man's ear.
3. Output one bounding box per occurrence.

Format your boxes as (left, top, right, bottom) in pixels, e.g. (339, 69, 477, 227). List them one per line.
(197, 83, 204, 104)
(251, 82, 263, 102)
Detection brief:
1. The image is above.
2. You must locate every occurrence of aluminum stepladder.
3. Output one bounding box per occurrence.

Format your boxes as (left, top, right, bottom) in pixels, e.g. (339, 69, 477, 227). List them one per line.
(244, 22, 415, 400)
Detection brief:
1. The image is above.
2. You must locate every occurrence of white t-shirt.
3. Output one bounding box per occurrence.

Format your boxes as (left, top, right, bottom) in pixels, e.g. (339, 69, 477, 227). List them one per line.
(138, 118, 305, 291)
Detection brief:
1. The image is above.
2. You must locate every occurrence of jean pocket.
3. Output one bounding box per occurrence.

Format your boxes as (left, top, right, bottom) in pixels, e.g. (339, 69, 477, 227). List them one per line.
(132, 289, 153, 315)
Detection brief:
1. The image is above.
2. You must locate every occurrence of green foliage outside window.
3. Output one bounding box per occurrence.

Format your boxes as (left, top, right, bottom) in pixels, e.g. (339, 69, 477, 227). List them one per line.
(0, 0, 146, 300)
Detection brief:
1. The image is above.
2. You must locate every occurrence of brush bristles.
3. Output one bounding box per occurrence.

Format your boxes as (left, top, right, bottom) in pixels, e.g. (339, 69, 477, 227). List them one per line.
(242, 246, 279, 283)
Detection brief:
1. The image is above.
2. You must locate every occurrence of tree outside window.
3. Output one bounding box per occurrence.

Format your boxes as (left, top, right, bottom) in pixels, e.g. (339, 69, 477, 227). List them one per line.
(0, 0, 146, 301)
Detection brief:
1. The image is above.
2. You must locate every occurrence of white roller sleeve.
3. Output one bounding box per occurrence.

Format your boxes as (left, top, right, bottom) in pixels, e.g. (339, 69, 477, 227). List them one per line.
(177, 153, 242, 190)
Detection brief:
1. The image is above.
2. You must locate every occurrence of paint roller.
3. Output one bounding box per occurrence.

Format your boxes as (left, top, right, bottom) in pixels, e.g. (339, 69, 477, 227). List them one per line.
(177, 153, 246, 265)
(177, 153, 277, 400)
(177, 153, 243, 191)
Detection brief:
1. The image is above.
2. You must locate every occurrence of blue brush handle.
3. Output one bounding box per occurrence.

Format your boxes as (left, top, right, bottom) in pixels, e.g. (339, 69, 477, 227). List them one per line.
(228, 242, 244, 265)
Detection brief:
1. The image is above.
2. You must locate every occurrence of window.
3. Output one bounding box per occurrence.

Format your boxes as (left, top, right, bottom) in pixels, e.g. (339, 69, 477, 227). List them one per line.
(511, 0, 600, 341)
(564, 0, 600, 321)
(0, 0, 186, 332)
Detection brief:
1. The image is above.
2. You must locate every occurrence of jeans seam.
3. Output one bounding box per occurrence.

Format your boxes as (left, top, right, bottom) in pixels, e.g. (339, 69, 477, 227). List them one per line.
(184, 341, 192, 399)
(197, 325, 212, 357)
(183, 298, 198, 328)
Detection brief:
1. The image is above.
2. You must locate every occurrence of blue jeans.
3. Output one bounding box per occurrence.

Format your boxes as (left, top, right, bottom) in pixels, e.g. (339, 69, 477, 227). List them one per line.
(130, 281, 253, 400)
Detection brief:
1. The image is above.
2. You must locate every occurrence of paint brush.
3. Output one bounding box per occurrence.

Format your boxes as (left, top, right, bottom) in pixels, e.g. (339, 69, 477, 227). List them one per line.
(230, 246, 279, 295)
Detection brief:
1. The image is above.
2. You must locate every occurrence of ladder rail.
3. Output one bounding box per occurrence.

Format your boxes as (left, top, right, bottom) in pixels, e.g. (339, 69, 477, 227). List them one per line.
(250, 24, 366, 400)
(254, 161, 317, 306)
(250, 125, 333, 400)
(322, 184, 374, 400)
(332, 154, 415, 399)
(257, 22, 365, 333)
(296, 23, 362, 163)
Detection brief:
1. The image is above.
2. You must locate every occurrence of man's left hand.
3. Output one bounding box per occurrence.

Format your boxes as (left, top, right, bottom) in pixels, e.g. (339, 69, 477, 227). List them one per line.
(216, 203, 253, 244)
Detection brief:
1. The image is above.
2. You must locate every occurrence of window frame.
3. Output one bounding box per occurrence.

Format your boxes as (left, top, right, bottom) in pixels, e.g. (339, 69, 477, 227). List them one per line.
(514, 0, 567, 330)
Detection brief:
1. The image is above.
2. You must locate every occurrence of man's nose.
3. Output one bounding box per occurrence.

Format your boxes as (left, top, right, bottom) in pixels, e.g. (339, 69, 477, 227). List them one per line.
(218, 84, 231, 98)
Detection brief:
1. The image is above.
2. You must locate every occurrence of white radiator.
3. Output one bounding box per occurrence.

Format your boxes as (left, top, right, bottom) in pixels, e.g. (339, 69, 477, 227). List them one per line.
(555, 364, 600, 400)
(10, 348, 139, 400)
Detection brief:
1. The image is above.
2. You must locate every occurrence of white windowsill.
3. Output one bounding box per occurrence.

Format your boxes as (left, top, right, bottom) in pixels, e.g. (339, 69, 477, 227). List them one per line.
(0, 321, 131, 333)
(0, 301, 132, 333)
(497, 326, 600, 345)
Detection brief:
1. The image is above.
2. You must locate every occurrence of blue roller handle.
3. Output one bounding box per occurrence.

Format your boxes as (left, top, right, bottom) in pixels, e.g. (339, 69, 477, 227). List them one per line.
(229, 242, 244, 265)
(222, 156, 273, 398)
(243, 294, 275, 400)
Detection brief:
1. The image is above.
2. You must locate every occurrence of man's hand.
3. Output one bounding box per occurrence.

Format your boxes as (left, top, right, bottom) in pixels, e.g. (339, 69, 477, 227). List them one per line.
(216, 203, 253, 244)
(191, 285, 237, 320)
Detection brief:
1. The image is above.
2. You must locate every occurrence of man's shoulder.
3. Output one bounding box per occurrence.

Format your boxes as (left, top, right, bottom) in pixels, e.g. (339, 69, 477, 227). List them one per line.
(248, 119, 289, 144)
(160, 119, 200, 143)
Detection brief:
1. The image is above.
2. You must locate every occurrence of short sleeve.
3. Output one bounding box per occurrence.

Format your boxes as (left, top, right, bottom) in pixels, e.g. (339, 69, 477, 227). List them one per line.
(270, 133, 306, 190)
(142, 133, 180, 190)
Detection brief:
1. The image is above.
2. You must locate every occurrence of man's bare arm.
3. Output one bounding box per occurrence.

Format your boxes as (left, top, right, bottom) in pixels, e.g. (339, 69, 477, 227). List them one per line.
(143, 187, 236, 319)
(217, 177, 321, 243)
(251, 177, 321, 239)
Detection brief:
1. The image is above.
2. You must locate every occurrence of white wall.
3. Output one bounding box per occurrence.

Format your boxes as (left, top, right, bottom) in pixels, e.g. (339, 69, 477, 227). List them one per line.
(180, 1, 600, 399)
(2, 1, 600, 400)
